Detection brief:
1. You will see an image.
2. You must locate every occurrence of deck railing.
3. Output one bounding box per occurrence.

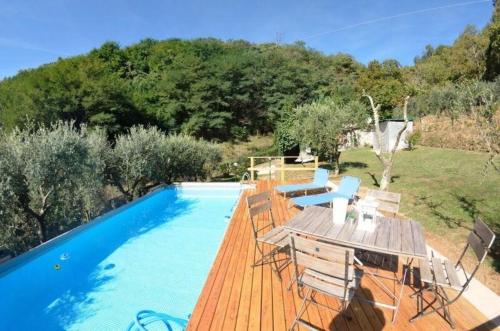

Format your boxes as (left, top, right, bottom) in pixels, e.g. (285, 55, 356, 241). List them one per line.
(247, 156, 319, 182)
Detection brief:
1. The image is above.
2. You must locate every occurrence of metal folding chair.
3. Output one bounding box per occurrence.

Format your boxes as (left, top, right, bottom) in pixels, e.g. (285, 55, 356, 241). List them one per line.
(288, 233, 363, 331)
(410, 218, 496, 328)
(246, 191, 289, 280)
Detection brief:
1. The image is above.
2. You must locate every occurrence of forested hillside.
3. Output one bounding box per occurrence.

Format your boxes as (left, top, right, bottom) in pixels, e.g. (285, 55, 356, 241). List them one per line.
(0, 3, 498, 141)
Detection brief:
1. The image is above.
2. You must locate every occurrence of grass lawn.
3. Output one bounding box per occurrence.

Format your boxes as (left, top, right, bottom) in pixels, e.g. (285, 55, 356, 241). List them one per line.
(337, 146, 500, 292)
(338, 147, 499, 235)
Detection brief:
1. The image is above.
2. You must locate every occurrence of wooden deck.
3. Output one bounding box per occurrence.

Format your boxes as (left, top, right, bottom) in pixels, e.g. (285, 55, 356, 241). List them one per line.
(187, 180, 494, 331)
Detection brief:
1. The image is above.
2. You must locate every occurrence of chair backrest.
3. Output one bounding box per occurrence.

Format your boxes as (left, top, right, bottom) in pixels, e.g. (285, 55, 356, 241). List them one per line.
(366, 189, 401, 215)
(247, 191, 270, 208)
(466, 218, 495, 263)
(246, 191, 274, 237)
(312, 168, 329, 186)
(337, 176, 361, 199)
(457, 218, 496, 288)
(289, 234, 354, 282)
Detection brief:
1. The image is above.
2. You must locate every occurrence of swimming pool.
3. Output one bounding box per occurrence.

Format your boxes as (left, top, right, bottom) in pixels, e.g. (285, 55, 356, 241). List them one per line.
(0, 183, 245, 331)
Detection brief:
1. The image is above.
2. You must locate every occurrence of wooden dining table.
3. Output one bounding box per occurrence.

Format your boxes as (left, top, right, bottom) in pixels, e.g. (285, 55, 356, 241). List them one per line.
(282, 205, 428, 322)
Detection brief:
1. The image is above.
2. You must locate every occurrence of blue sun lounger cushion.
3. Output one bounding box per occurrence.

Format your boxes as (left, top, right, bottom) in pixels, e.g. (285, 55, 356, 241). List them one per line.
(274, 168, 329, 197)
(290, 176, 361, 208)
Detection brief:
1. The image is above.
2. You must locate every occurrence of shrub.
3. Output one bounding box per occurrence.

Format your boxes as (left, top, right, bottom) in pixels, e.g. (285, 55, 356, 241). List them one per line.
(230, 126, 249, 141)
(406, 130, 422, 150)
(161, 134, 222, 182)
(108, 127, 222, 200)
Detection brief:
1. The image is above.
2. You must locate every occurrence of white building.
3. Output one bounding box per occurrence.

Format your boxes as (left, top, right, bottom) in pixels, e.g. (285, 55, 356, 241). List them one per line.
(352, 120, 413, 152)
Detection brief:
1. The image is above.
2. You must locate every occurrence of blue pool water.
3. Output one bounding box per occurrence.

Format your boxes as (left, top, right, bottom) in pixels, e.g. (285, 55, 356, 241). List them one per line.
(0, 185, 242, 331)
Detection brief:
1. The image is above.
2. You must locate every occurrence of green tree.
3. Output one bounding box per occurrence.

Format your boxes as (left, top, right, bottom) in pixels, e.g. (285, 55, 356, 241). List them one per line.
(290, 98, 369, 174)
(485, 1, 500, 80)
(161, 134, 222, 182)
(0, 122, 107, 246)
(0, 38, 361, 141)
(107, 126, 167, 201)
(358, 60, 409, 115)
(411, 25, 489, 87)
(107, 126, 221, 200)
(275, 104, 299, 155)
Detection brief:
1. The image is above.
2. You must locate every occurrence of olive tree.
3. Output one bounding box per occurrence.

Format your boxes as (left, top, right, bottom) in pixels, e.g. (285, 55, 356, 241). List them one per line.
(0, 138, 33, 253)
(107, 126, 167, 201)
(0, 122, 107, 246)
(108, 126, 222, 200)
(291, 98, 369, 174)
(161, 134, 222, 183)
(364, 92, 410, 191)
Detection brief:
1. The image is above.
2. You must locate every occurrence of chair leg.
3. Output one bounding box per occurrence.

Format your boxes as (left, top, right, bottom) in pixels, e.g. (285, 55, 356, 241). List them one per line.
(436, 286, 456, 329)
(287, 274, 298, 291)
(410, 286, 426, 321)
(289, 288, 312, 331)
(410, 285, 456, 329)
(251, 242, 266, 267)
(410, 286, 424, 299)
(410, 286, 437, 323)
(270, 250, 282, 281)
(252, 242, 289, 281)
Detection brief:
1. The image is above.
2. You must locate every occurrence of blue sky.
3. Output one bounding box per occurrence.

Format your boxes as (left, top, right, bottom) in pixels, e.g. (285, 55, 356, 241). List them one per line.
(0, 0, 493, 79)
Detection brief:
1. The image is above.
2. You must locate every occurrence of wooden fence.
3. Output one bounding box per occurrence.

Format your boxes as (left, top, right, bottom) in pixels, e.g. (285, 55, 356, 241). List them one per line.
(247, 156, 319, 182)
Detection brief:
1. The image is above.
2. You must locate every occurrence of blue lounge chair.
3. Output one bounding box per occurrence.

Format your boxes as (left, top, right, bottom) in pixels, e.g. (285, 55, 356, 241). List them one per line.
(290, 176, 361, 208)
(274, 168, 329, 197)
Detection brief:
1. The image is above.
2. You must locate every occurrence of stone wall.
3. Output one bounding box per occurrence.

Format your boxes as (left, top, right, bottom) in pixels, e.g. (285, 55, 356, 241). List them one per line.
(414, 114, 499, 152)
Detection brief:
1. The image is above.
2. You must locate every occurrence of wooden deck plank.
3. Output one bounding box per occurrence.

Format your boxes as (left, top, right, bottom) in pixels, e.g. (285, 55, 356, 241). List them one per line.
(356, 287, 385, 330)
(202, 201, 247, 330)
(186, 180, 492, 331)
(209, 193, 252, 330)
(216, 198, 253, 330)
(261, 230, 274, 331)
(187, 189, 248, 330)
(349, 298, 375, 331)
(232, 215, 256, 331)
(272, 192, 296, 331)
(248, 191, 265, 331)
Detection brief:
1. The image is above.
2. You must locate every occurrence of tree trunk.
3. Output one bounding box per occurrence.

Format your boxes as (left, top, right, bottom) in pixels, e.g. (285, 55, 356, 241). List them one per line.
(23, 205, 49, 244)
(379, 161, 392, 191)
(34, 216, 47, 244)
(333, 151, 341, 176)
(364, 92, 410, 191)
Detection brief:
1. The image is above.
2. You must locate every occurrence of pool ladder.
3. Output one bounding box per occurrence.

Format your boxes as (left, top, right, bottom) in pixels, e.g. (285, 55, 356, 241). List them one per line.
(240, 172, 251, 183)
